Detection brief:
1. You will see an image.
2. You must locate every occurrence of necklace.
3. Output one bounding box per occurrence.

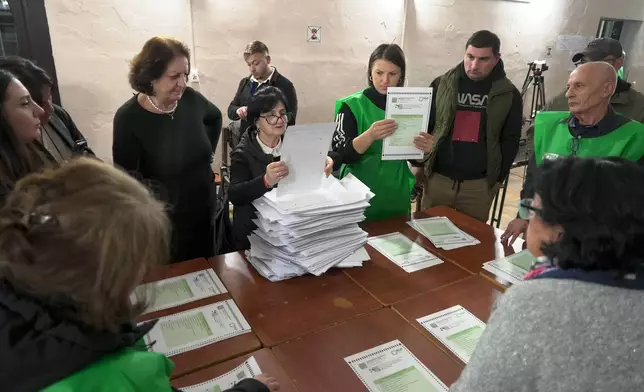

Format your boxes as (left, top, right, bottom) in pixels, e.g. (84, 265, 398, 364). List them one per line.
(146, 95, 178, 119)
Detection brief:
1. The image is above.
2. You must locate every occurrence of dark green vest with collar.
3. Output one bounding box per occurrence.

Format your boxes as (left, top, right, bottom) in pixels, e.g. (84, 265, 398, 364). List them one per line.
(424, 64, 516, 186)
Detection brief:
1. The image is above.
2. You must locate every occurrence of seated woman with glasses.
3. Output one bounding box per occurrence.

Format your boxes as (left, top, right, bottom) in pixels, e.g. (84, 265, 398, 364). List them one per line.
(229, 86, 333, 250)
(450, 156, 644, 392)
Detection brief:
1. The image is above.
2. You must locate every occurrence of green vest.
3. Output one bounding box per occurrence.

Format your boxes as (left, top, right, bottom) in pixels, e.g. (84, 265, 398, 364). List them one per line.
(43, 345, 174, 392)
(335, 89, 414, 222)
(534, 111, 644, 165)
(424, 64, 517, 185)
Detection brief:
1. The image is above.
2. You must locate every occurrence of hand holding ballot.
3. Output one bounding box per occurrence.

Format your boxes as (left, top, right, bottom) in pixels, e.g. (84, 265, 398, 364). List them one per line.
(367, 118, 397, 140)
(255, 374, 280, 391)
(265, 161, 289, 187)
(324, 156, 334, 177)
(413, 131, 435, 153)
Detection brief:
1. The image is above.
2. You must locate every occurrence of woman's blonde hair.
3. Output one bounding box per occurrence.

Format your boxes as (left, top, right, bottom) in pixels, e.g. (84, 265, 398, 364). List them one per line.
(0, 158, 170, 332)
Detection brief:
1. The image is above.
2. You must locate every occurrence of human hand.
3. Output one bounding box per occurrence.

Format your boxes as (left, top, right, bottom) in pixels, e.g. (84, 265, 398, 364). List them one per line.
(324, 157, 334, 177)
(413, 132, 435, 153)
(254, 374, 280, 391)
(236, 106, 248, 120)
(500, 218, 529, 246)
(367, 119, 397, 141)
(265, 161, 289, 186)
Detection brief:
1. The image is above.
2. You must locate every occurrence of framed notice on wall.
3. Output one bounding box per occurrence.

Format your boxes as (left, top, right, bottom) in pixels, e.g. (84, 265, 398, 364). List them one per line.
(307, 26, 321, 43)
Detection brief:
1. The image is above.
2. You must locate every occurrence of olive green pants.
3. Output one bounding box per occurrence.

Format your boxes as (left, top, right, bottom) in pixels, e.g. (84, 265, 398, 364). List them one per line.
(421, 173, 499, 222)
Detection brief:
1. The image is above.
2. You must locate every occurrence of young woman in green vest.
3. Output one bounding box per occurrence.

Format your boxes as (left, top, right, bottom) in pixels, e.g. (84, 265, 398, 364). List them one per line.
(0, 159, 277, 392)
(330, 44, 434, 222)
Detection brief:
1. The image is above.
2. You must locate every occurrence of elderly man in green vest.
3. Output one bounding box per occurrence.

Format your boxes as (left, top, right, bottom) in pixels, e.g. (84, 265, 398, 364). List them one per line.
(420, 30, 523, 222)
(501, 62, 644, 245)
(545, 38, 644, 122)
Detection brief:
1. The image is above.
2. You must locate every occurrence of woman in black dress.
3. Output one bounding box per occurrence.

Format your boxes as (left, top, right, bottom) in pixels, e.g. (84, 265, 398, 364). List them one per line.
(113, 36, 222, 263)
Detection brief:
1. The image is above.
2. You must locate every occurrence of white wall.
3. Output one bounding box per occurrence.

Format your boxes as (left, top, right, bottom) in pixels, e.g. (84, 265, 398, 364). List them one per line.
(45, 0, 644, 163)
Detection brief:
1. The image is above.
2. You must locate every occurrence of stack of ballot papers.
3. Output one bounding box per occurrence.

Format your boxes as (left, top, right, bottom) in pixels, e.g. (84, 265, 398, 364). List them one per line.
(482, 249, 536, 284)
(247, 173, 373, 281)
(408, 216, 480, 250)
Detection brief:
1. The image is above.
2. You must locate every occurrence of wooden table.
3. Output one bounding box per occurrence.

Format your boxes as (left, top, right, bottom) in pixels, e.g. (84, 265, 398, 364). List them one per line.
(172, 348, 298, 392)
(393, 276, 502, 364)
(272, 308, 462, 392)
(478, 228, 526, 291)
(349, 215, 473, 305)
(417, 206, 521, 274)
(209, 251, 382, 347)
(136, 258, 262, 378)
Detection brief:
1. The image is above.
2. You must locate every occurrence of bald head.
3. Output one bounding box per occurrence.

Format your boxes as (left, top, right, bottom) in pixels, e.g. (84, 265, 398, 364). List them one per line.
(566, 61, 617, 116)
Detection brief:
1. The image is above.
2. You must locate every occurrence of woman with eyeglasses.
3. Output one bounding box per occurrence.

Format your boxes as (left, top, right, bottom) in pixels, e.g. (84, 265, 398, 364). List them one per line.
(450, 156, 644, 392)
(113, 36, 222, 263)
(229, 86, 333, 250)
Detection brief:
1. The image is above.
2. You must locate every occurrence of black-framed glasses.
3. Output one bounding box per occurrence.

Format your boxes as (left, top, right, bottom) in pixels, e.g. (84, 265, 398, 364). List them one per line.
(260, 112, 290, 125)
(518, 198, 541, 220)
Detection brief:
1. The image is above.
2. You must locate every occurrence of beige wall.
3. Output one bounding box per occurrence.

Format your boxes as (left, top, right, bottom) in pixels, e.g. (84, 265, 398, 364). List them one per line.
(45, 0, 644, 163)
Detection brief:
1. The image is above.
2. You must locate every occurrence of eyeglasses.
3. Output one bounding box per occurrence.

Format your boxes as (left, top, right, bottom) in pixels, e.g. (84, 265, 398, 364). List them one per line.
(518, 198, 541, 220)
(260, 112, 290, 125)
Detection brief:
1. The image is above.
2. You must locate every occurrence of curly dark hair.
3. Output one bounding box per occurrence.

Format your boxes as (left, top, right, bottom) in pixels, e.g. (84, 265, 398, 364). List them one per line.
(128, 36, 190, 95)
(246, 85, 289, 127)
(535, 156, 644, 276)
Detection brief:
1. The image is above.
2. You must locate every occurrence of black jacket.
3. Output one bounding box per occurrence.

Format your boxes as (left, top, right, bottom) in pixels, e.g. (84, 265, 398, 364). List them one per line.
(229, 128, 276, 250)
(227, 68, 297, 134)
(46, 104, 96, 157)
(0, 281, 154, 392)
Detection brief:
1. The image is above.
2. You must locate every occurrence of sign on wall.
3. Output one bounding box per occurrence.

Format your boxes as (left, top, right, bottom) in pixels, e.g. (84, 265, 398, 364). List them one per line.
(308, 26, 321, 43)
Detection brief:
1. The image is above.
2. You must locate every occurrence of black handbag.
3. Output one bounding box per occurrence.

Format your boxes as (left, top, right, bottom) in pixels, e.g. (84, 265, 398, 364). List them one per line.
(213, 166, 234, 255)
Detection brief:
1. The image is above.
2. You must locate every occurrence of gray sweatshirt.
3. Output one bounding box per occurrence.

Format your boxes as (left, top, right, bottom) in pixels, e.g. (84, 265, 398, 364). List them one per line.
(449, 278, 644, 392)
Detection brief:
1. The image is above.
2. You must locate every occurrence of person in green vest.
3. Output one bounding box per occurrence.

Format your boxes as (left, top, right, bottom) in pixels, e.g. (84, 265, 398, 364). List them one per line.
(0, 158, 278, 392)
(420, 30, 523, 222)
(329, 44, 435, 222)
(546, 38, 644, 122)
(501, 61, 644, 246)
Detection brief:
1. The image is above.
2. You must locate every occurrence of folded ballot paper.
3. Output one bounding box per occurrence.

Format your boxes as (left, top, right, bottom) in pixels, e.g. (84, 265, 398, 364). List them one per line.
(247, 173, 374, 281)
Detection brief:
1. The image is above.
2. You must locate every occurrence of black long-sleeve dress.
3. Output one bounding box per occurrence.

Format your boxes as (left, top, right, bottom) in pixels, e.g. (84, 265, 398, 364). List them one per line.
(113, 87, 222, 263)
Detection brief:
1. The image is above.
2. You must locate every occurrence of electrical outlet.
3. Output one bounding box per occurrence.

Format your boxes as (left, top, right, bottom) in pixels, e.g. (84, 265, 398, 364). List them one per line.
(545, 46, 553, 58)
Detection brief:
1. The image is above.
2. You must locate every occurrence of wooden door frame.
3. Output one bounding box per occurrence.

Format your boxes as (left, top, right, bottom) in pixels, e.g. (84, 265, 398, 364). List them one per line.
(8, 0, 61, 105)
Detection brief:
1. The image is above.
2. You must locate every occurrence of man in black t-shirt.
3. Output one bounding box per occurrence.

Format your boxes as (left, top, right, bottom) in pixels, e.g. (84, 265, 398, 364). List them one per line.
(227, 41, 298, 135)
(420, 30, 523, 222)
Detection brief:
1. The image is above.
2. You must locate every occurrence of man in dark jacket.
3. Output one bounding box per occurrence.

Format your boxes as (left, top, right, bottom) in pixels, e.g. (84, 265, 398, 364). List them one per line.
(421, 30, 523, 222)
(544, 38, 644, 122)
(227, 41, 298, 135)
(500, 62, 644, 246)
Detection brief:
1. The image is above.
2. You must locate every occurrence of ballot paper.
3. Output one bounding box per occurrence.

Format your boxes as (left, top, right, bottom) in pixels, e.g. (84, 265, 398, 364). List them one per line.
(345, 340, 448, 392)
(382, 87, 433, 161)
(367, 232, 443, 273)
(144, 300, 252, 357)
(277, 122, 336, 196)
(182, 357, 262, 392)
(417, 305, 486, 363)
(408, 216, 480, 250)
(132, 269, 227, 314)
(482, 249, 536, 284)
(248, 174, 373, 280)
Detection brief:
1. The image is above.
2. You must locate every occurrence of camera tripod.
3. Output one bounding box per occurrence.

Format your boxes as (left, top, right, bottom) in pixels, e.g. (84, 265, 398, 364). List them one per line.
(489, 61, 548, 228)
(521, 61, 548, 121)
